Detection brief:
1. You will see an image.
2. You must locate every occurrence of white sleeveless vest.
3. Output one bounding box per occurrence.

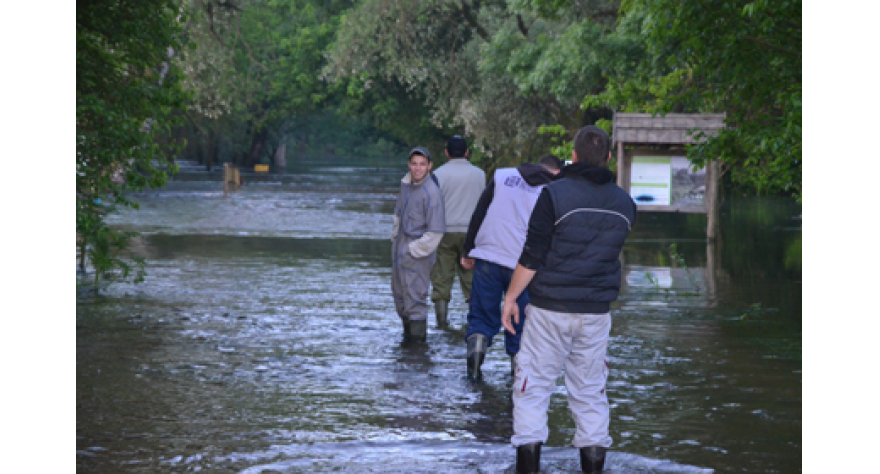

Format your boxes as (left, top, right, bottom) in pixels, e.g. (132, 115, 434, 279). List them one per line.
(468, 167, 547, 269)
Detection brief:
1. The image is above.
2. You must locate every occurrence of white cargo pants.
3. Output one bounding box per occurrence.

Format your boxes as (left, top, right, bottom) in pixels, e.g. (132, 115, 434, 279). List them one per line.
(511, 305, 612, 448)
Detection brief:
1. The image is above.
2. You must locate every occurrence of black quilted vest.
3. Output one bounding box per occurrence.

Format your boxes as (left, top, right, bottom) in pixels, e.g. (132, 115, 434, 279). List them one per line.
(528, 164, 637, 314)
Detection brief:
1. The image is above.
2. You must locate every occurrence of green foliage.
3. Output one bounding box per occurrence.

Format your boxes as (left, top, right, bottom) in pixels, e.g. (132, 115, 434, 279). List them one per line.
(642, 245, 702, 297)
(594, 0, 802, 199)
(332, 73, 452, 152)
(537, 124, 574, 160)
(324, 0, 686, 171)
(324, 0, 487, 150)
(177, 0, 357, 167)
(181, 0, 800, 197)
(283, 109, 410, 162)
(784, 234, 802, 272)
(78, 200, 146, 291)
(232, 0, 350, 124)
(668, 243, 701, 294)
(77, 0, 190, 290)
(324, 0, 624, 165)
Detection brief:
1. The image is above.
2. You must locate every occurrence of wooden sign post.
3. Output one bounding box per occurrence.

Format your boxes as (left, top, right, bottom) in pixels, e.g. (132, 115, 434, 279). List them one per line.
(612, 113, 725, 240)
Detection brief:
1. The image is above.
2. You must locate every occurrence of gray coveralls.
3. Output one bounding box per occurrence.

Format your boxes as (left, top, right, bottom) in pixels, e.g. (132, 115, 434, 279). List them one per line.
(391, 175, 445, 322)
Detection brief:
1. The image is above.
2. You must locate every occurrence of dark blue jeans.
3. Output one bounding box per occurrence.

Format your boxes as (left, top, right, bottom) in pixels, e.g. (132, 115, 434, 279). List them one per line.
(465, 259, 530, 356)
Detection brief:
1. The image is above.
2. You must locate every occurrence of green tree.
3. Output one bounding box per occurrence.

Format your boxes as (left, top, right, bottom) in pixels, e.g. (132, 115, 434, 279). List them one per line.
(176, 0, 244, 170)
(231, 0, 355, 166)
(77, 0, 191, 289)
(176, 0, 357, 168)
(475, 0, 633, 162)
(592, 0, 802, 198)
(324, 0, 630, 169)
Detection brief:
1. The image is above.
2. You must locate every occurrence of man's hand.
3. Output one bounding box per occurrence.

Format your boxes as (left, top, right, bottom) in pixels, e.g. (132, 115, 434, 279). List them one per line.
(500, 264, 537, 336)
(460, 257, 475, 270)
(501, 297, 519, 335)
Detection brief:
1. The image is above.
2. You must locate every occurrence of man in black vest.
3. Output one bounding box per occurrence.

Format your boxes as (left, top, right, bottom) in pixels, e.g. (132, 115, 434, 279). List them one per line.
(501, 126, 637, 474)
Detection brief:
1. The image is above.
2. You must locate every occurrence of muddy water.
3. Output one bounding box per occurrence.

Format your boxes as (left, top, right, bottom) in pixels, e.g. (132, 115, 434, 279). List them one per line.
(77, 166, 801, 473)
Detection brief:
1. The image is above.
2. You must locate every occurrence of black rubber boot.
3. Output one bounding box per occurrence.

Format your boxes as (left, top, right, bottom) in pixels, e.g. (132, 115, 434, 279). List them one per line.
(466, 334, 487, 381)
(402, 318, 412, 339)
(434, 300, 449, 329)
(580, 446, 606, 473)
(510, 354, 518, 377)
(409, 319, 427, 342)
(516, 442, 541, 474)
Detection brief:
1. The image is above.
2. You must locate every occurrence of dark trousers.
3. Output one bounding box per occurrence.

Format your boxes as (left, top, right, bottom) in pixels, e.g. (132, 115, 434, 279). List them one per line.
(464, 259, 530, 356)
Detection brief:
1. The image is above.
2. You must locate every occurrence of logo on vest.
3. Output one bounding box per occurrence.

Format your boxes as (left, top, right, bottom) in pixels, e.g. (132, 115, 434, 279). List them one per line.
(503, 175, 523, 188)
(503, 174, 541, 193)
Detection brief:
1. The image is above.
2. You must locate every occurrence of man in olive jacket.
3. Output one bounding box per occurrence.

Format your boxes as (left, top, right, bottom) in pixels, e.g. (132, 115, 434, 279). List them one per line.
(430, 136, 485, 327)
(501, 126, 636, 474)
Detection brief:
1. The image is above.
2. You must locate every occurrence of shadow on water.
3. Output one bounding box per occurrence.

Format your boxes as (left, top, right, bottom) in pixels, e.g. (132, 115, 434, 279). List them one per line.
(78, 168, 799, 473)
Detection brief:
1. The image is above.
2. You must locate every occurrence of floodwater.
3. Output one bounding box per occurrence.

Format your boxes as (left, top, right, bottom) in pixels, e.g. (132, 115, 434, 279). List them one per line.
(77, 165, 802, 473)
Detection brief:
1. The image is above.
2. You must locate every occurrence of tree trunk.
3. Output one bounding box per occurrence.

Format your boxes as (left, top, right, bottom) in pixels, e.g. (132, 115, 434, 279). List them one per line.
(196, 136, 205, 165)
(274, 135, 287, 172)
(245, 128, 269, 168)
(205, 130, 216, 172)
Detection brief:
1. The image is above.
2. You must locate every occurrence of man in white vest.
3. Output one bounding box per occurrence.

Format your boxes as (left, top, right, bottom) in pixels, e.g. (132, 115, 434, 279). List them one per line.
(460, 155, 562, 381)
(430, 136, 486, 328)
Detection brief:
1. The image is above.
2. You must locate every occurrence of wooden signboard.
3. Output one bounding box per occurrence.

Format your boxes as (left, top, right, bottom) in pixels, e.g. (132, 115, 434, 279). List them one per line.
(612, 113, 725, 239)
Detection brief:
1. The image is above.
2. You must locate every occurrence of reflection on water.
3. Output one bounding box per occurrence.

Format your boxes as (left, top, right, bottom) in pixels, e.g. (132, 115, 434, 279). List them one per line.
(78, 166, 800, 473)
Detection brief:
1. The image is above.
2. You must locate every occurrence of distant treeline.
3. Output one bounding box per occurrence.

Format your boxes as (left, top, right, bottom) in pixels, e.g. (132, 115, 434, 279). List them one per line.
(177, 109, 410, 170)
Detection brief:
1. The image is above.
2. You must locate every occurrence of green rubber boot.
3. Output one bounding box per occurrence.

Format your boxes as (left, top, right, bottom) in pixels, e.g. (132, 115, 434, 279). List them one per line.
(409, 319, 427, 343)
(434, 300, 449, 329)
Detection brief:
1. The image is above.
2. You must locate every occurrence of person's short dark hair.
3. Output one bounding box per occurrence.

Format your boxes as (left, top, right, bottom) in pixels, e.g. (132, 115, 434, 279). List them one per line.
(409, 146, 432, 162)
(537, 154, 563, 171)
(573, 126, 610, 167)
(446, 135, 468, 158)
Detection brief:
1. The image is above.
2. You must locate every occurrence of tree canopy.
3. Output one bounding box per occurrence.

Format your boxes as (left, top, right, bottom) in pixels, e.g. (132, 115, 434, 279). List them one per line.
(323, 0, 629, 168)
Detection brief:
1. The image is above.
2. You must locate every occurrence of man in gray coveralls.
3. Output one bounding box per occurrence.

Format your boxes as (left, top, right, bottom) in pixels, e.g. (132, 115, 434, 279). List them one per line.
(391, 147, 446, 342)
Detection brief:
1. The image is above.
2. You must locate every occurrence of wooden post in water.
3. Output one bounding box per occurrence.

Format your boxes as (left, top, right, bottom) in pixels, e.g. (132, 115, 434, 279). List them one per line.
(223, 163, 242, 198)
(705, 159, 720, 241)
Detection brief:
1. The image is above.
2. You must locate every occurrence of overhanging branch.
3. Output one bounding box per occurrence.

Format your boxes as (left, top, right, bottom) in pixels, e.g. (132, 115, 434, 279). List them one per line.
(516, 14, 529, 37)
(460, 0, 490, 41)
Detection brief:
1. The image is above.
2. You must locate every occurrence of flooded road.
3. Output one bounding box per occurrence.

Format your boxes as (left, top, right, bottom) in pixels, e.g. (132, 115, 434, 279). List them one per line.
(77, 166, 801, 473)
